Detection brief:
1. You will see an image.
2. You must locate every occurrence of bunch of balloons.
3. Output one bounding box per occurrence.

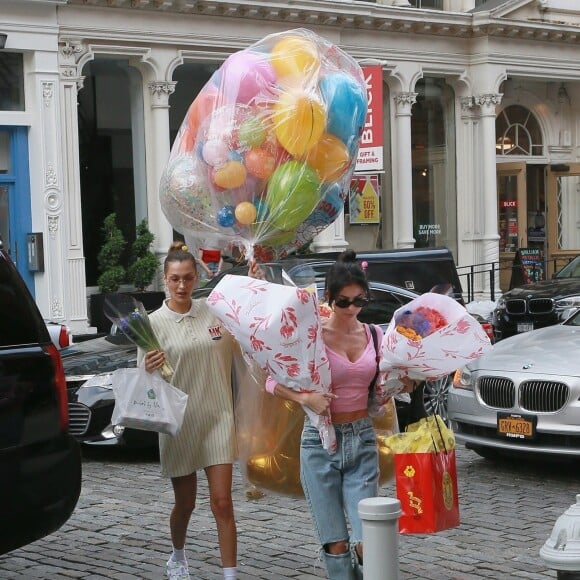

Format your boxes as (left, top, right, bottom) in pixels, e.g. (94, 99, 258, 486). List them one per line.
(160, 28, 367, 260)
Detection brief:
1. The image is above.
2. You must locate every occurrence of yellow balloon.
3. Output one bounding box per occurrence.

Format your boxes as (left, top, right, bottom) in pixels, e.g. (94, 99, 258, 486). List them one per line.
(213, 161, 247, 190)
(305, 133, 350, 182)
(235, 201, 257, 225)
(273, 92, 326, 156)
(270, 36, 320, 86)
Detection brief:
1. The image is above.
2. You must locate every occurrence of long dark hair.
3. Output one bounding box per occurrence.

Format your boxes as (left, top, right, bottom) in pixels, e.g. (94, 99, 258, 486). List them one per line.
(325, 249, 369, 305)
(164, 241, 197, 274)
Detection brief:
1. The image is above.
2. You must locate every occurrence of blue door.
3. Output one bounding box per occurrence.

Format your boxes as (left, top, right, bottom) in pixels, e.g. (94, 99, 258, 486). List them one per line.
(0, 127, 34, 294)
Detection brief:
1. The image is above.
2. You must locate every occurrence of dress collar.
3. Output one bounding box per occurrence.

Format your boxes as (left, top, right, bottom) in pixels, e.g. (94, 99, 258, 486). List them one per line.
(160, 299, 199, 322)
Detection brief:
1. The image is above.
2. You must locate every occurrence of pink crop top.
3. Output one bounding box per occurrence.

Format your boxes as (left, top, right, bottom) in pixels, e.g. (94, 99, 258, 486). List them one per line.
(265, 324, 383, 415)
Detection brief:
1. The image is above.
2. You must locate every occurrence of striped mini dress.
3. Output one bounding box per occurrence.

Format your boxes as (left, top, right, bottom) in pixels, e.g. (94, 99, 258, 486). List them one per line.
(145, 299, 236, 478)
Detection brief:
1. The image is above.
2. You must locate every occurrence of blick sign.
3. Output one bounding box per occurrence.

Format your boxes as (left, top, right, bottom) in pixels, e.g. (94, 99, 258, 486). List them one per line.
(356, 65, 384, 172)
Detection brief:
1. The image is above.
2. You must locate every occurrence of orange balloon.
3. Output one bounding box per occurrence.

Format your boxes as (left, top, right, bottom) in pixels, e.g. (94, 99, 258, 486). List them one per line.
(305, 133, 350, 182)
(273, 91, 326, 156)
(177, 128, 195, 154)
(235, 201, 257, 225)
(213, 161, 247, 190)
(186, 91, 218, 138)
(245, 148, 276, 180)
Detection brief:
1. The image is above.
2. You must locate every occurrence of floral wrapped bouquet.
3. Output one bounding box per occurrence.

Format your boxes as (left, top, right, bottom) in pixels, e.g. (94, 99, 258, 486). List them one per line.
(207, 275, 336, 453)
(380, 293, 492, 396)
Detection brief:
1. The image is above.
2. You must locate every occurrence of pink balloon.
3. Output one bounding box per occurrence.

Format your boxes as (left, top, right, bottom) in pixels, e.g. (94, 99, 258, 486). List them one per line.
(202, 140, 230, 167)
(219, 51, 277, 105)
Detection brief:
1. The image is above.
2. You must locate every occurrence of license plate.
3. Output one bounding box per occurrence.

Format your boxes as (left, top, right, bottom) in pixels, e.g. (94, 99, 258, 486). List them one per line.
(517, 323, 534, 333)
(497, 413, 536, 439)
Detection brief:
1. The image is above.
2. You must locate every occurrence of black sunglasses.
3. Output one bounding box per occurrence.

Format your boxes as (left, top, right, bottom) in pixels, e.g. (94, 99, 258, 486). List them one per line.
(334, 296, 370, 309)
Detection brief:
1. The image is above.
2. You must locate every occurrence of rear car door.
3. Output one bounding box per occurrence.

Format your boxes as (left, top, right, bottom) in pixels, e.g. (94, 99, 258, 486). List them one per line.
(0, 246, 82, 555)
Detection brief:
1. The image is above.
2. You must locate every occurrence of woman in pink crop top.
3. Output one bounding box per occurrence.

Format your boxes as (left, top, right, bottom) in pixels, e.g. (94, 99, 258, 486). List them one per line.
(266, 250, 412, 580)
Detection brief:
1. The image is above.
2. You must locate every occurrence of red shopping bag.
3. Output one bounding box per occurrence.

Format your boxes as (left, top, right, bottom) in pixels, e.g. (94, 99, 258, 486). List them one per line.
(394, 447, 460, 534)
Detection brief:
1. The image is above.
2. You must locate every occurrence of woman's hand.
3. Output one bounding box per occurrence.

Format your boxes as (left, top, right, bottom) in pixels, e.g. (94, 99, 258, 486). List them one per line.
(248, 260, 265, 280)
(144, 349, 166, 374)
(301, 392, 337, 415)
(400, 377, 416, 393)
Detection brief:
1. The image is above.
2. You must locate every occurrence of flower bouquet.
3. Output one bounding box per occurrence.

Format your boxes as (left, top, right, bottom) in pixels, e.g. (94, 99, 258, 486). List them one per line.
(380, 293, 492, 397)
(104, 294, 175, 381)
(206, 274, 336, 453)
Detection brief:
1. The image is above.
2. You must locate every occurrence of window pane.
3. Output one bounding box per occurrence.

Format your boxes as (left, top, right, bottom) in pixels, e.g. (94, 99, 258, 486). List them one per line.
(412, 78, 457, 257)
(0, 53, 25, 111)
(0, 131, 10, 174)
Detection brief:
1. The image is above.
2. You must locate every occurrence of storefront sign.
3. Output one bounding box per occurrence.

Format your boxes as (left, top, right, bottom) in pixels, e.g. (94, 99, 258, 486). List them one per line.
(501, 200, 517, 208)
(349, 175, 380, 224)
(418, 223, 442, 237)
(356, 66, 384, 172)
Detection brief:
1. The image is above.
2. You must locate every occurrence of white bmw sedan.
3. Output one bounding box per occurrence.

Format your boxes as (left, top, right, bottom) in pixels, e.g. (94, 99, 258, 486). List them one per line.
(448, 309, 580, 459)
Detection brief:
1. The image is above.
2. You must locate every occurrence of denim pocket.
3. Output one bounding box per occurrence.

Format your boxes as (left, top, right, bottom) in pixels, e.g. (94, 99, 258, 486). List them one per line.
(301, 428, 322, 448)
(358, 426, 377, 447)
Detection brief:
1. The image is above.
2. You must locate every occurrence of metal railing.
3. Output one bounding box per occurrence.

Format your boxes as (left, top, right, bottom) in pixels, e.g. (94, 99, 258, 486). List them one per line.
(456, 256, 575, 303)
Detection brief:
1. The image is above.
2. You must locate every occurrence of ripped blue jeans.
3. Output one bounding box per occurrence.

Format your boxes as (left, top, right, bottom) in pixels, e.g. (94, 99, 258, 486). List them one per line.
(300, 417, 379, 548)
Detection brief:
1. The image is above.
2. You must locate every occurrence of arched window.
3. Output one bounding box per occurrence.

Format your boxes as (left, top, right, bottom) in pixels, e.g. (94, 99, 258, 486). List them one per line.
(495, 105, 543, 156)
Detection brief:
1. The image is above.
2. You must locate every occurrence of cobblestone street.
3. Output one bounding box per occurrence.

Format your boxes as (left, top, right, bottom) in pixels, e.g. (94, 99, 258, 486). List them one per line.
(1, 445, 577, 579)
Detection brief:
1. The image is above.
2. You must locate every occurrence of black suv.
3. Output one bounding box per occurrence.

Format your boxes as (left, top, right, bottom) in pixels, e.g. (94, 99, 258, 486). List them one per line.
(0, 241, 82, 555)
(493, 254, 580, 341)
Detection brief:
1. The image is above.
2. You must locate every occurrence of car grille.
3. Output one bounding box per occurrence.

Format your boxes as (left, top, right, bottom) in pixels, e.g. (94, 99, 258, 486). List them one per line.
(505, 298, 554, 315)
(528, 299, 554, 314)
(478, 377, 515, 408)
(519, 380, 569, 412)
(68, 402, 91, 436)
(505, 299, 526, 315)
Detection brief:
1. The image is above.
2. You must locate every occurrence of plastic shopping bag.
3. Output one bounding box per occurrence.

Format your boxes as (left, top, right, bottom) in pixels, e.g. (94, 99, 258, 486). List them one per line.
(387, 416, 460, 534)
(110, 367, 188, 436)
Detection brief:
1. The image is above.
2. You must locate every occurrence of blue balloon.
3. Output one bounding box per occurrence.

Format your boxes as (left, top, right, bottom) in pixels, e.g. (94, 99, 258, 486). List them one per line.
(216, 205, 236, 228)
(319, 73, 367, 152)
(228, 150, 244, 163)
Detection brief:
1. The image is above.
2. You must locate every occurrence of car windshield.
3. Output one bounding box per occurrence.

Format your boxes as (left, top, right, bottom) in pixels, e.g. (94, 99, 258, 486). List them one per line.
(554, 256, 580, 279)
(563, 309, 580, 326)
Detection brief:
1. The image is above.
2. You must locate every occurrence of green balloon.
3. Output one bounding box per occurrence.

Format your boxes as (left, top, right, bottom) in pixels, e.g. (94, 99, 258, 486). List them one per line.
(238, 117, 266, 148)
(265, 161, 321, 231)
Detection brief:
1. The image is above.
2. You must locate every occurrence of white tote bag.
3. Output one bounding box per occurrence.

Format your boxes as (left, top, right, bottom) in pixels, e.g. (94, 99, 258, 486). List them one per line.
(110, 367, 188, 436)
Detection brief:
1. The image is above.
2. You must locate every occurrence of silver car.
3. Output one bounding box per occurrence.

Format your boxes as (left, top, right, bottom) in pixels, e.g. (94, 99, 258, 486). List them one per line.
(448, 309, 580, 458)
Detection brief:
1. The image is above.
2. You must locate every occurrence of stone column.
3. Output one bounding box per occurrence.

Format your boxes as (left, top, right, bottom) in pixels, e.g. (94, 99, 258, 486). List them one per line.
(474, 93, 502, 298)
(55, 42, 91, 332)
(146, 80, 176, 266)
(392, 92, 417, 248)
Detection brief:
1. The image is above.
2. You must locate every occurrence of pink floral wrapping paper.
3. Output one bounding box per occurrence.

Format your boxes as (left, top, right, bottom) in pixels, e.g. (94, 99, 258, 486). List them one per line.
(207, 274, 337, 453)
(379, 293, 492, 397)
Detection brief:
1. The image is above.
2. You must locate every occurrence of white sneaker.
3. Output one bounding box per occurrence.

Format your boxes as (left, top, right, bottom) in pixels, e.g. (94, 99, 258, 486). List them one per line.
(166, 558, 191, 580)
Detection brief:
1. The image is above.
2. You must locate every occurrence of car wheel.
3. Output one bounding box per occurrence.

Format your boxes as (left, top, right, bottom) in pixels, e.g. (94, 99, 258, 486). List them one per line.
(422, 373, 454, 424)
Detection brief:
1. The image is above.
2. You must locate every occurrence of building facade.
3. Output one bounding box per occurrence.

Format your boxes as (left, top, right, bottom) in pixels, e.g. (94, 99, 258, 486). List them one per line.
(2, 0, 580, 332)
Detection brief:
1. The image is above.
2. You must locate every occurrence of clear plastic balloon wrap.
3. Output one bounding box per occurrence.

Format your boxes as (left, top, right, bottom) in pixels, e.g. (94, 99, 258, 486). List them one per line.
(160, 28, 367, 261)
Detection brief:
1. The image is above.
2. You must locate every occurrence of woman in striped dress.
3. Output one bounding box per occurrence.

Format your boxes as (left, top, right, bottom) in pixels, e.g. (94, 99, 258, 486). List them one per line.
(143, 242, 258, 580)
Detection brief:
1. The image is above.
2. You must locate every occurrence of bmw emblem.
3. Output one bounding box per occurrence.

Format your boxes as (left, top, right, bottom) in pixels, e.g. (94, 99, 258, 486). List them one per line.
(522, 363, 534, 370)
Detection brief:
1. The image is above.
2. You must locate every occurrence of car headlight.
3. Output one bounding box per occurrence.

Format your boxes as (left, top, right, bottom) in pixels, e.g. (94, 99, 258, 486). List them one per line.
(452, 367, 474, 390)
(555, 296, 580, 310)
(79, 372, 114, 390)
(495, 297, 506, 310)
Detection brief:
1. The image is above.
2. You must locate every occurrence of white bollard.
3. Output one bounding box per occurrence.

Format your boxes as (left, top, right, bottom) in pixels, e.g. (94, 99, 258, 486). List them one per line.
(358, 497, 401, 580)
